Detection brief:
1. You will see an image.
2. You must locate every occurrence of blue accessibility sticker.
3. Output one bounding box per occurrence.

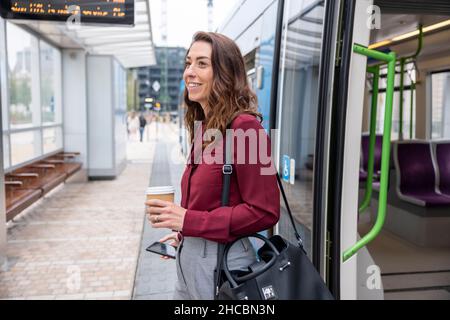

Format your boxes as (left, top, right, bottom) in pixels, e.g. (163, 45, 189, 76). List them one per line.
(282, 155, 290, 182)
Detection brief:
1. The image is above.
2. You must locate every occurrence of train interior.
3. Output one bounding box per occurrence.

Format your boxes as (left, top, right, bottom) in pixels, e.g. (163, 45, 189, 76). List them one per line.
(357, 3, 450, 299)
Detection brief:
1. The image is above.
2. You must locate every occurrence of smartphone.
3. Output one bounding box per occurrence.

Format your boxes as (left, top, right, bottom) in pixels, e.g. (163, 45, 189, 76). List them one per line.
(146, 241, 177, 259)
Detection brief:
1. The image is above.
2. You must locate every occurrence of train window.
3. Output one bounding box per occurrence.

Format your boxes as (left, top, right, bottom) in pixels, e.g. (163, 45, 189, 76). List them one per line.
(375, 63, 416, 140)
(431, 71, 450, 139)
(275, 0, 325, 257)
(376, 91, 416, 140)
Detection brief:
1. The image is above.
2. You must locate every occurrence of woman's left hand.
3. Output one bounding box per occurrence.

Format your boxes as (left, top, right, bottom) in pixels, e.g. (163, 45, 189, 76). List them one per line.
(145, 199, 187, 231)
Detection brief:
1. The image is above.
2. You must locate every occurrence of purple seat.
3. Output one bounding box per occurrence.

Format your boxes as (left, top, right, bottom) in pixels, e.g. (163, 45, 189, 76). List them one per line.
(395, 142, 450, 207)
(361, 134, 383, 174)
(434, 142, 450, 196)
(359, 169, 368, 182)
(360, 134, 383, 187)
(372, 181, 380, 191)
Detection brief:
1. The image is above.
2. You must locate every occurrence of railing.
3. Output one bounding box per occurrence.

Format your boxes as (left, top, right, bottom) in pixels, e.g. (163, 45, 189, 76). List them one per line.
(343, 44, 396, 262)
(358, 64, 380, 214)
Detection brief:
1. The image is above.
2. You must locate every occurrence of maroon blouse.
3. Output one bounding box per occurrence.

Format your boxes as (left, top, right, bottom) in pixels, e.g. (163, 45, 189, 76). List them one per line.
(180, 114, 280, 243)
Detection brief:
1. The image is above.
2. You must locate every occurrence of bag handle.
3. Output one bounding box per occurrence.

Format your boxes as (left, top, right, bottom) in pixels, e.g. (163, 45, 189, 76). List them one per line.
(222, 233, 279, 287)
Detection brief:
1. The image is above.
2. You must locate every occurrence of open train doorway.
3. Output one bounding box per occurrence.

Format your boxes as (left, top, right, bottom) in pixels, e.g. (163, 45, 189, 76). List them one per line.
(357, 0, 450, 300)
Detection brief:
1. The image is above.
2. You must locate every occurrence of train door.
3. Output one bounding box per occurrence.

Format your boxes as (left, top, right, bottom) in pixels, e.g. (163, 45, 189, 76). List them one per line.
(272, 0, 386, 299)
(0, 16, 7, 269)
(325, 0, 377, 300)
(279, 0, 381, 300)
(272, 0, 341, 296)
(332, 0, 450, 300)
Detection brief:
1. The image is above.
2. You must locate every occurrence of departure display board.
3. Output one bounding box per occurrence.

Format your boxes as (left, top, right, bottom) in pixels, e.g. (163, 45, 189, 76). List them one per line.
(0, 0, 135, 25)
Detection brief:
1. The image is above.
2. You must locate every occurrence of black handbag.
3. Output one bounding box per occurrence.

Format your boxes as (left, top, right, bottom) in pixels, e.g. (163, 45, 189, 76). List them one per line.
(214, 130, 334, 300)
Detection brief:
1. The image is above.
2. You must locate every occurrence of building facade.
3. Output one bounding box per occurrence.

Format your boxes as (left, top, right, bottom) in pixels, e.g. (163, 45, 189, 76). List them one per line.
(137, 46, 186, 112)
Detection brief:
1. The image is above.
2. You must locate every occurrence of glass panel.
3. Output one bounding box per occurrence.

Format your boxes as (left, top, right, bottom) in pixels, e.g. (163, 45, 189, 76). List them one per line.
(1, 21, 8, 131)
(43, 127, 62, 154)
(10, 130, 41, 166)
(431, 72, 450, 139)
(376, 90, 416, 140)
(275, 0, 325, 257)
(114, 61, 127, 167)
(40, 41, 62, 124)
(376, 63, 416, 140)
(7, 23, 40, 129)
(379, 63, 414, 88)
(3, 134, 10, 169)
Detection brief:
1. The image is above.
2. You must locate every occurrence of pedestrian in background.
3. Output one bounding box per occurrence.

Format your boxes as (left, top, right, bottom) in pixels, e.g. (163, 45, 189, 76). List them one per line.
(127, 111, 139, 141)
(139, 112, 147, 142)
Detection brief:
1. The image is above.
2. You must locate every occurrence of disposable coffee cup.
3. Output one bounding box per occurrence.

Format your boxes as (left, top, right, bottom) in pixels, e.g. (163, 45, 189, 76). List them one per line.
(146, 186, 175, 203)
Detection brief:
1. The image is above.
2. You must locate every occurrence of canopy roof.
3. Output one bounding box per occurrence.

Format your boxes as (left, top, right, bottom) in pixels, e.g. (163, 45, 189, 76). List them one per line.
(11, 0, 155, 68)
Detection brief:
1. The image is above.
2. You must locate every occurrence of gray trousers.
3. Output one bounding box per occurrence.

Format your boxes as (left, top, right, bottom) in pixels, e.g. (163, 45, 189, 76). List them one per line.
(173, 236, 257, 300)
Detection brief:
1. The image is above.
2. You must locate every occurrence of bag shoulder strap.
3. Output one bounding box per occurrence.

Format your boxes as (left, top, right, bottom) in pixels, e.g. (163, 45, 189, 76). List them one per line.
(221, 129, 233, 206)
(215, 127, 232, 299)
(276, 173, 304, 248)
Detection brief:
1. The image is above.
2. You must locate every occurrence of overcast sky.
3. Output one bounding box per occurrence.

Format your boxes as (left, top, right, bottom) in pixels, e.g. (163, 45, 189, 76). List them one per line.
(149, 0, 238, 49)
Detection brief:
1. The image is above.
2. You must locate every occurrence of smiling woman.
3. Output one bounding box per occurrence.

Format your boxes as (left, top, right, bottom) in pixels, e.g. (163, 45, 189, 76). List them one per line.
(184, 41, 214, 112)
(183, 32, 261, 144)
(146, 31, 280, 300)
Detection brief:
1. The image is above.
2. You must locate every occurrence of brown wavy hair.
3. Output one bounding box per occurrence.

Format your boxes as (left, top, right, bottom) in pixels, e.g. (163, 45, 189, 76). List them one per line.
(184, 31, 261, 145)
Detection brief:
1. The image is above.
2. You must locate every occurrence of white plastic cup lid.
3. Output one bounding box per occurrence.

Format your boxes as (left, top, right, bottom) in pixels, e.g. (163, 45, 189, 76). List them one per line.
(145, 186, 175, 195)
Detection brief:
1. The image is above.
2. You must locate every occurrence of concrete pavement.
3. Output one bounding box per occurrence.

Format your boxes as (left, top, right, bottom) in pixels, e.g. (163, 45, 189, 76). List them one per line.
(0, 121, 181, 300)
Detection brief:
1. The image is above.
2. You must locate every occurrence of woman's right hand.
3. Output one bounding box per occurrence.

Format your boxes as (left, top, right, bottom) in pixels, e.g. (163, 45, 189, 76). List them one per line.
(158, 232, 180, 260)
(159, 232, 180, 248)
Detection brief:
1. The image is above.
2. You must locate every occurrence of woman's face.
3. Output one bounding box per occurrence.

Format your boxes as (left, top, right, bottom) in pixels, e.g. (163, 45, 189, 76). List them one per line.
(184, 41, 214, 111)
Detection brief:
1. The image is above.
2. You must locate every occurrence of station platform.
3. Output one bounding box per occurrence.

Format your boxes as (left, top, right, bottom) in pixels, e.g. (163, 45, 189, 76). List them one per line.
(0, 122, 182, 300)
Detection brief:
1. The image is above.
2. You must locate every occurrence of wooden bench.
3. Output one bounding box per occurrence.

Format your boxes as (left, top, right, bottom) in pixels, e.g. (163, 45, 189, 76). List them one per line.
(5, 180, 42, 221)
(4, 151, 82, 221)
(44, 156, 82, 180)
